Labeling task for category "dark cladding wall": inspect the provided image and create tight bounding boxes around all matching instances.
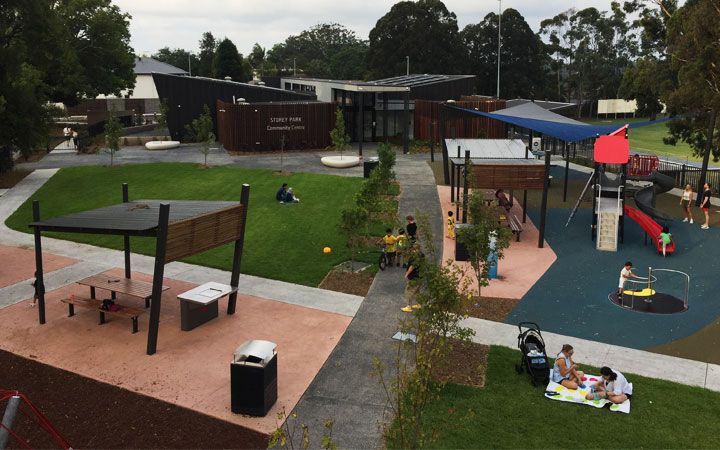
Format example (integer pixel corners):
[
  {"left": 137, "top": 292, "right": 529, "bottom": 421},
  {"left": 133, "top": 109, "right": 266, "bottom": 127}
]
[
  {"left": 409, "top": 77, "right": 476, "bottom": 101},
  {"left": 414, "top": 99, "right": 507, "bottom": 141},
  {"left": 217, "top": 100, "right": 335, "bottom": 151},
  {"left": 153, "top": 73, "right": 314, "bottom": 140}
]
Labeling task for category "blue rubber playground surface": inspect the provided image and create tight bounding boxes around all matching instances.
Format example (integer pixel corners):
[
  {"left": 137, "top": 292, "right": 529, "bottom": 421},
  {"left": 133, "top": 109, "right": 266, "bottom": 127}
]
[{"left": 508, "top": 198, "right": 720, "bottom": 350}]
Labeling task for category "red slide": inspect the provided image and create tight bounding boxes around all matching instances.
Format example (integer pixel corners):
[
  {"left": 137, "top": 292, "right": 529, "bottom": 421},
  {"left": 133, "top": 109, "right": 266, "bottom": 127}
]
[{"left": 624, "top": 205, "right": 675, "bottom": 255}]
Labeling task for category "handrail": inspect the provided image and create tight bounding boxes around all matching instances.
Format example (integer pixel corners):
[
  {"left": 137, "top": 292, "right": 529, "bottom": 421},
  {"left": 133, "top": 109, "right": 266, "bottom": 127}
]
[
  {"left": 565, "top": 169, "right": 595, "bottom": 227},
  {"left": 614, "top": 185, "right": 623, "bottom": 249},
  {"left": 651, "top": 268, "right": 690, "bottom": 309}
]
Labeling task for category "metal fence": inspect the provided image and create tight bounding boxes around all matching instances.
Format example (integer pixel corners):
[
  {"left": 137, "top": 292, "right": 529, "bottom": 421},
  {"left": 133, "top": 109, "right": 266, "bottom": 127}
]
[{"left": 657, "top": 159, "right": 720, "bottom": 190}]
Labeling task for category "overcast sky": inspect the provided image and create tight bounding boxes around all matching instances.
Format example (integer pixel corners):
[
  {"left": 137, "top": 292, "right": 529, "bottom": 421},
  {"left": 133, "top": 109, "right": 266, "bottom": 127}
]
[{"left": 115, "top": 0, "right": 624, "bottom": 57}]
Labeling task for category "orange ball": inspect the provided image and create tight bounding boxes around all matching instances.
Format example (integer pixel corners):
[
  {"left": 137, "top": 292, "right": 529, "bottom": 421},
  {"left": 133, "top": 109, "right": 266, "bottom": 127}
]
[{"left": 323, "top": 246, "right": 332, "bottom": 254}]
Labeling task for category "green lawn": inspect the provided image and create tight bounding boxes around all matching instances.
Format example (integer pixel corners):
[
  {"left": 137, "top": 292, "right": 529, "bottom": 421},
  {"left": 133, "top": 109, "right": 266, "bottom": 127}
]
[
  {"left": 585, "top": 118, "right": 699, "bottom": 162},
  {"left": 417, "top": 346, "right": 720, "bottom": 449},
  {"left": 5, "top": 163, "right": 369, "bottom": 287}
]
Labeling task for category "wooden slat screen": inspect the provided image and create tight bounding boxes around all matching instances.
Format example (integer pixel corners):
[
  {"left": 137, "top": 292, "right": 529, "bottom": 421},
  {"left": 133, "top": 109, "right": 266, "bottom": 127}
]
[
  {"left": 164, "top": 204, "right": 246, "bottom": 262},
  {"left": 470, "top": 165, "right": 546, "bottom": 190},
  {"left": 414, "top": 99, "right": 507, "bottom": 142}
]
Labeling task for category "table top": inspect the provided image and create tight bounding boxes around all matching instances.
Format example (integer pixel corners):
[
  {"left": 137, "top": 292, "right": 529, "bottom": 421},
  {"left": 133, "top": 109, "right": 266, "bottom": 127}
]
[
  {"left": 77, "top": 273, "right": 169, "bottom": 299},
  {"left": 178, "top": 282, "right": 236, "bottom": 305}
]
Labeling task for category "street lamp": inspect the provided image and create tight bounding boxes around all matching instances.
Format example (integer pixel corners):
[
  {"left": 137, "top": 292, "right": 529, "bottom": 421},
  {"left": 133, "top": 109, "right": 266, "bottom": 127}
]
[{"left": 497, "top": 0, "right": 502, "bottom": 98}]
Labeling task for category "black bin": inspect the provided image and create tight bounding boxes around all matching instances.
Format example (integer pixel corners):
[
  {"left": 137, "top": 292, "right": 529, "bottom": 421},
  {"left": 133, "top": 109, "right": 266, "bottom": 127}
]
[
  {"left": 363, "top": 157, "right": 379, "bottom": 178},
  {"left": 231, "top": 340, "right": 278, "bottom": 416},
  {"left": 455, "top": 223, "right": 470, "bottom": 261}
]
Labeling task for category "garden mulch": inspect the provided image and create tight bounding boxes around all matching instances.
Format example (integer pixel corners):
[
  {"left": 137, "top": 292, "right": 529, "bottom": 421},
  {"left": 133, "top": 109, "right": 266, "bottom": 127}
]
[
  {"left": 319, "top": 269, "right": 375, "bottom": 297},
  {"left": 465, "top": 297, "right": 520, "bottom": 323},
  {"left": 434, "top": 341, "right": 489, "bottom": 388},
  {"left": 0, "top": 349, "right": 268, "bottom": 449}
]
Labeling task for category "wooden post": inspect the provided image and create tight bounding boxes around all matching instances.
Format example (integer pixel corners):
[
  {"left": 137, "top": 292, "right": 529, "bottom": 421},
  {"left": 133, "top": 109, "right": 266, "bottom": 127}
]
[
  {"left": 32, "top": 201, "right": 46, "bottom": 325},
  {"left": 538, "top": 150, "right": 551, "bottom": 248},
  {"left": 146, "top": 203, "right": 170, "bottom": 355},
  {"left": 122, "top": 183, "right": 131, "bottom": 279},
  {"left": 228, "top": 184, "right": 250, "bottom": 315}
]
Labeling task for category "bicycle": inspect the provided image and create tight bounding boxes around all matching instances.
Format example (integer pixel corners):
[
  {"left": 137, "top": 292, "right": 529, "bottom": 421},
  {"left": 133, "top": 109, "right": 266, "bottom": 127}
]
[{"left": 378, "top": 247, "right": 389, "bottom": 271}]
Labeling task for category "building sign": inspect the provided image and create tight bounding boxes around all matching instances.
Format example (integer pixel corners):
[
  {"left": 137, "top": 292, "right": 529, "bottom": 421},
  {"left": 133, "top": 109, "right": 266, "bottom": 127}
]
[{"left": 267, "top": 116, "right": 305, "bottom": 131}]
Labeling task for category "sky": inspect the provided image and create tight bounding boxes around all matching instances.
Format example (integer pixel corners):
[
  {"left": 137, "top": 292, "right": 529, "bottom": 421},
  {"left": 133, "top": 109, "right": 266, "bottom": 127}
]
[{"left": 115, "top": 0, "right": 623, "bottom": 57}]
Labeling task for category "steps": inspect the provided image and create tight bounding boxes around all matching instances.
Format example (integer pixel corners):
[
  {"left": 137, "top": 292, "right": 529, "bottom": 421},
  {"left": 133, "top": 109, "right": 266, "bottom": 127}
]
[{"left": 597, "top": 211, "right": 619, "bottom": 251}]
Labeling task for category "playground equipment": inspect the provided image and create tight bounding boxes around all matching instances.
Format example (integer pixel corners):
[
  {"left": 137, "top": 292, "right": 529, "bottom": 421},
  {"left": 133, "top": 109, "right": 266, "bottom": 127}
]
[
  {"left": 608, "top": 267, "right": 689, "bottom": 314},
  {"left": 565, "top": 127, "right": 676, "bottom": 253},
  {"left": 0, "top": 390, "right": 72, "bottom": 449}
]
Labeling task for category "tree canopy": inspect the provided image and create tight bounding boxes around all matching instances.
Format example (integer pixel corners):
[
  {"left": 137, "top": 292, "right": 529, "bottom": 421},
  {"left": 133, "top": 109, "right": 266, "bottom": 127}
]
[
  {"left": 153, "top": 47, "right": 199, "bottom": 75},
  {"left": 366, "top": 0, "right": 464, "bottom": 78},
  {"left": 212, "top": 38, "right": 252, "bottom": 82}
]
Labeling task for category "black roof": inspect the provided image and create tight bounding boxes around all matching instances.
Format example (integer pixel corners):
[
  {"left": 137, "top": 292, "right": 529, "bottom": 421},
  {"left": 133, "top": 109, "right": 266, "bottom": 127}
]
[{"left": 30, "top": 200, "right": 239, "bottom": 236}]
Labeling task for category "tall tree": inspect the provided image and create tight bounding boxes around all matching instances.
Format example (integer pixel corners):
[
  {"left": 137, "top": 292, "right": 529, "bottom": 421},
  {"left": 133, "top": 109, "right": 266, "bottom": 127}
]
[
  {"left": 153, "top": 47, "right": 199, "bottom": 74},
  {"left": 367, "top": 0, "right": 464, "bottom": 79},
  {"left": 462, "top": 8, "right": 550, "bottom": 99},
  {"left": 212, "top": 38, "right": 251, "bottom": 82},
  {"left": 266, "top": 23, "right": 368, "bottom": 79},
  {"left": 197, "top": 32, "right": 217, "bottom": 77},
  {"left": 248, "top": 43, "right": 266, "bottom": 74}
]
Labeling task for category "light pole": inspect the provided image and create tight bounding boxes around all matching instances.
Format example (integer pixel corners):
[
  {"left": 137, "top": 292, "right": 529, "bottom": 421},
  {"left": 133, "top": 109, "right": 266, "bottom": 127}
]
[
  {"left": 406, "top": 55, "right": 410, "bottom": 75},
  {"left": 496, "top": 0, "right": 502, "bottom": 98}
]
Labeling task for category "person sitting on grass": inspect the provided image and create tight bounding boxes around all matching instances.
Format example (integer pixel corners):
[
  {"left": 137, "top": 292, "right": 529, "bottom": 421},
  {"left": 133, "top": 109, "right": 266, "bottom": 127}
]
[
  {"left": 284, "top": 187, "right": 300, "bottom": 203},
  {"left": 276, "top": 183, "right": 288, "bottom": 203},
  {"left": 495, "top": 189, "right": 512, "bottom": 212},
  {"left": 551, "top": 344, "right": 585, "bottom": 390},
  {"left": 382, "top": 229, "right": 397, "bottom": 266},
  {"left": 659, "top": 226, "right": 672, "bottom": 257},
  {"left": 585, "top": 366, "right": 633, "bottom": 404}
]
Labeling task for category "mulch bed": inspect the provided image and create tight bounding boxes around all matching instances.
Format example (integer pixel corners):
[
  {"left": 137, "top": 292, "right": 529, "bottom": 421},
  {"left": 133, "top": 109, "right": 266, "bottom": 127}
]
[
  {"left": 465, "top": 297, "right": 520, "bottom": 322},
  {"left": 433, "top": 341, "right": 489, "bottom": 388},
  {"left": 0, "top": 349, "right": 268, "bottom": 449},
  {"left": 0, "top": 169, "right": 32, "bottom": 189},
  {"left": 319, "top": 269, "right": 375, "bottom": 297}
]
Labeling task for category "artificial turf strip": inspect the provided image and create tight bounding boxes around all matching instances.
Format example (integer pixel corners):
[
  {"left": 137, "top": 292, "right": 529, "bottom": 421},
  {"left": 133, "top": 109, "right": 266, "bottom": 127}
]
[
  {"left": 416, "top": 346, "right": 720, "bottom": 449},
  {"left": 5, "top": 163, "right": 368, "bottom": 287}
]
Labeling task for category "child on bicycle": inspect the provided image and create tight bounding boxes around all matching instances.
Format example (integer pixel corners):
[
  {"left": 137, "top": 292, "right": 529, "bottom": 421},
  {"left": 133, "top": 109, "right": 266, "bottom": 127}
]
[
  {"left": 382, "top": 228, "right": 398, "bottom": 267},
  {"left": 395, "top": 229, "right": 407, "bottom": 267}
]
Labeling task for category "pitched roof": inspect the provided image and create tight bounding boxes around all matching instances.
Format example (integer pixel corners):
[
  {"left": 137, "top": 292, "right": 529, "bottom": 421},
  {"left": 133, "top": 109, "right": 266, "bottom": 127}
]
[{"left": 134, "top": 57, "right": 188, "bottom": 75}]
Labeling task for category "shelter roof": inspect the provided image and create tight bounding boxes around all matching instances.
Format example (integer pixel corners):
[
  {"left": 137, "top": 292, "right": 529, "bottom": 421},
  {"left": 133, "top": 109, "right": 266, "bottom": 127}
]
[
  {"left": 134, "top": 57, "right": 187, "bottom": 75},
  {"left": 444, "top": 139, "right": 529, "bottom": 159},
  {"left": 30, "top": 200, "right": 239, "bottom": 236}
]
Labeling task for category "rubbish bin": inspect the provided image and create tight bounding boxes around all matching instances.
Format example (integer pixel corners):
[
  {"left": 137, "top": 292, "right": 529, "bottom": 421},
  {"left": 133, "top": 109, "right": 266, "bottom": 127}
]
[
  {"left": 363, "top": 157, "right": 379, "bottom": 178},
  {"left": 231, "top": 340, "right": 278, "bottom": 416},
  {"left": 454, "top": 223, "right": 470, "bottom": 261}
]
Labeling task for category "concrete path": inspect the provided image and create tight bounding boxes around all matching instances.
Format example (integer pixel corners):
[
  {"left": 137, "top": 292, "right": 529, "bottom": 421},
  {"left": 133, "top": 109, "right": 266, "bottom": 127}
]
[
  {"left": 463, "top": 316, "right": 720, "bottom": 392},
  {"left": 289, "top": 157, "right": 443, "bottom": 449}
]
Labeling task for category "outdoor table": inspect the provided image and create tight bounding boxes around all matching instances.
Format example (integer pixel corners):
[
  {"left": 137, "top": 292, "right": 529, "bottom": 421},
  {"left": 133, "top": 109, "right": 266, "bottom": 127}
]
[
  {"left": 177, "top": 282, "right": 236, "bottom": 331},
  {"left": 77, "top": 273, "right": 169, "bottom": 308}
]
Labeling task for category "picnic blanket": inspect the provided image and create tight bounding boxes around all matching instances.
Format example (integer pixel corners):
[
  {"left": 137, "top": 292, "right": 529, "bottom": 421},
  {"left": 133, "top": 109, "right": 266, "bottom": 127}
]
[{"left": 544, "top": 374, "right": 631, "bottom": 414}]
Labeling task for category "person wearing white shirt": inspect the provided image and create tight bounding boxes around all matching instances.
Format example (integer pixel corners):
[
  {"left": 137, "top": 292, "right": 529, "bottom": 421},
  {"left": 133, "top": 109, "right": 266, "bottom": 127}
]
[
  {"left": 585, "top": 366, "right": 633, "bottom": 403},
  {"left": 617, "top": 261, "right": 640, "bottom": 298}
]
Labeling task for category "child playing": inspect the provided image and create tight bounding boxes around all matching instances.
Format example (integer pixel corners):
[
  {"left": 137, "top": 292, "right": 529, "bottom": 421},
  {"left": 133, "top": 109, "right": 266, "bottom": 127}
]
[
  {"left": 396, "top": 229, "right": 407, "bottom": 267},
  {"left": 382, "top": 228, "right": 397, "bottom": 267},
  {"left": 617, "top": 261, "right": 640, "bottom": 298},
  {"left": 659, "top": 226, "right": 672, "bottom": 257},
  {"left": 447, "top": 211, "right": 456, "bottom": 239}
]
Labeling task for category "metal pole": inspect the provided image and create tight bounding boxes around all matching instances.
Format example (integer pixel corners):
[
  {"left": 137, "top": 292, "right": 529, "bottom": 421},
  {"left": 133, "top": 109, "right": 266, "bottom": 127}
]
[
  {"left": 228, "top": 184, "right": 250, "bottom": 315},
  {"left": 563, "top": 143, "right": 570, "bottom": 202},
  {"left": 538, "top": 150, "right": 551, "bottom": 248},
  {"left": 146, "top": 203, "right": 170, "bottom": 355},
  {"left": 463, "top": 150, "right": 470, "bottom": 223},
  {"left": 0, "top": 395, "right": 21, "bottom": 449},
  {"left": 188, "top": 53, "right": 192, "bottom": 76},
  {"left": 122, "top": 183, "right": 131, "bottom": 279},
  {"left": 358, "top": 91, "right": 364, "bottom": 157},
  {"left": 450, "top": 161, "right": 456, "bottom": 203},
  {"left": 382, "top": 93, "right": 388, "bottom": 143},
  {"left": 403, "top": 90, "right": 410, "bottom": 154},
  {"left": 496, "top": 0, "right": 502, "bottom": 98},
  {"left": 429, "top": 122, "right": 435, "bottom": 162},
  {"left": 441, "top": 104, "right": 450, "bottom": 184},
  {"left": 523, "top": 143, "right": 528, "bottom": 223},
  {"left": 32, "top": 201, "right": 46, "bottom": 325},
  {"left": 406, "top": 56, "right": 410, "bottom": 76}
]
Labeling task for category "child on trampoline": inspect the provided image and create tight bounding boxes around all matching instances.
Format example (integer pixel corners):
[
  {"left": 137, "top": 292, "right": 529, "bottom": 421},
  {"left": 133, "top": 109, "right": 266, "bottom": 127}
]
[{"left": 618, "top": 261, "right": 641, "bottom": 297}]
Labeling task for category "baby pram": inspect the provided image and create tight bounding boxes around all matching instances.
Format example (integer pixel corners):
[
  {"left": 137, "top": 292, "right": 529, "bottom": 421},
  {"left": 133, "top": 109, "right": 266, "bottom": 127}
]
[{"left": 515, "top": 322, "right": 550, "bottom": 386}]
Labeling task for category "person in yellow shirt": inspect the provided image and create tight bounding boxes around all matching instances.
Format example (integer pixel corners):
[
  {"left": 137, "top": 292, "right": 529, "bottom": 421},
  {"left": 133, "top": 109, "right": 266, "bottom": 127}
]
[
  {"left": 447, "top": 211, "right": 456, "bottom": 239},
  {"left": 383, "top": 228, "right": 398, "bottom": 267},
  {"left": 395, "top": 229, "right": 407, "bottom": 267}
]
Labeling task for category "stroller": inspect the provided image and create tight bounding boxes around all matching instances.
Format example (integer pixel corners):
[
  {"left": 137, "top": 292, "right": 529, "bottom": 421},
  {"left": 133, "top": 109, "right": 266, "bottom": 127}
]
[{"left": 515, "top": 322, "right": 550, "bottom": 386}]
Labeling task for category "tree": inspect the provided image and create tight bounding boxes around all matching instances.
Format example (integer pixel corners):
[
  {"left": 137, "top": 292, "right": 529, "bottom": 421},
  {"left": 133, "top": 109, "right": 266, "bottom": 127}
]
[
  {"left": 248, "top": 43, "right": 266, "bottom": 75},
  {"left": 153, "top": 47, "right": 199, "bottom": 75},
  {"left": 338, "top": 206, "right": 370, "bottom": 271},
  {"left": 457, "top": 190, "right": 511, "bottom": 296},
  {"left": 462, "top": 8, "right": 550, "bottom": 98},
  {"left": 185, "top": 105, "right": 215, "bottom": 167},
  {"left": 618, "top": 57, "right": 671, "bottom": 119},
  {"left": 367, "top": 0, "right": 464, "bottom": 79},
  {"left": 104, "top": 110, "right": 122, "bottom": 167},
  {"left": 156, "top": 98, "right": 169, "bottom": 138},
  {"left": 329, "top": 108, "right": 350, "bottom": 158},
  {"left": 197, "top": 32, "right": 217, "bottom": 77},
  {"left": 266, "top": 23, "right": 368, "bottom": 79},
  {"left": 212, "top": 38, "right": 251, "bottom": 82}
]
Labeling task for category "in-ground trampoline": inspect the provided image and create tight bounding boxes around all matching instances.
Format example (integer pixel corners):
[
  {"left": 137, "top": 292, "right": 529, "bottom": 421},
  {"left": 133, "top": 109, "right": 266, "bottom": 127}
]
[{"left": 608, "top": 267, "right": 690, "bottom": 314}]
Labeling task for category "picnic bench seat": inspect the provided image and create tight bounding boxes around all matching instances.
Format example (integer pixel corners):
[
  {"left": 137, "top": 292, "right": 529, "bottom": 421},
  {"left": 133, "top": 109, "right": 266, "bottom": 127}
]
[
  {"left": 77, "top": 273, "right": 169, "bottom": 308},
  {"left": 61, "top": 296, "right": 145, "bottom": 333},
  {"left": 508, "top": 214, "right": 523, "bottom": 242}
]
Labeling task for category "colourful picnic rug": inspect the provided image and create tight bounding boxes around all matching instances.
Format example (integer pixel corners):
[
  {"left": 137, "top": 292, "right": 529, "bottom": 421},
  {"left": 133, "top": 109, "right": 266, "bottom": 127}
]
[{"left": 544, "top": 374, "right": 631, "bottom": 414}]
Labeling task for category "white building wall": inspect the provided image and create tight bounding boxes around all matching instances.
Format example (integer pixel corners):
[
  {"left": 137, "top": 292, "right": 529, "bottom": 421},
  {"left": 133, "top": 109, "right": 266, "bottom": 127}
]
[{"left": 97, "top": 75, "right": 158, "bottom": 99}]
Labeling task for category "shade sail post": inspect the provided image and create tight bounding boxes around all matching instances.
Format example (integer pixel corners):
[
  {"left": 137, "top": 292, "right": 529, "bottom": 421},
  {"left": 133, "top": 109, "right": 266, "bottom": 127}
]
[
  {"left": 227, "top": 184, "right": 250, "bottom": 315},
  {"left": 122, "top": 183, "right": 131, "bottom": 279},
  {"left": 146, "top": 203, "right": 170, "bottom": 355},
  {"left": 32, "top": 201, "right": 46, "bottom": 325}
]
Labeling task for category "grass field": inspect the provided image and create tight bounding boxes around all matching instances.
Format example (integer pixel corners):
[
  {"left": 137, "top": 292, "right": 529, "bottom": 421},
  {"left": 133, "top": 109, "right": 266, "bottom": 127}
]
[
  {"left": 415, "top": 346, "right": 720, "bottom": 449},
  {"left": 5, "top": 163, "right": 370, "bottom": 287},
  {"left": 585, "top": 118, "right": 699, "bottom": 162}
]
